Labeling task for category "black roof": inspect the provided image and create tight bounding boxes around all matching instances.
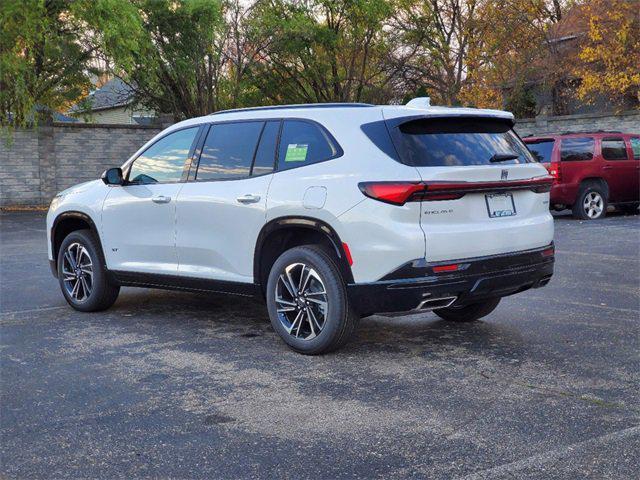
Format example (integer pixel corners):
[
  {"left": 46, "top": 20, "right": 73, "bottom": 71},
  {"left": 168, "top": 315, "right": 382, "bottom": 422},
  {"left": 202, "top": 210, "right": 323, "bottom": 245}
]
[{"left": 210, "top": 103, "right": 374, "bottom": 116}]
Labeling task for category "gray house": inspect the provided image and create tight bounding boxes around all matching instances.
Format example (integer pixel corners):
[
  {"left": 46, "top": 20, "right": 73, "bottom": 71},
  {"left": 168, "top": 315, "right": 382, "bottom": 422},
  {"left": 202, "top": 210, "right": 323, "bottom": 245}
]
[{"left": 69, "top": 78, "right": 156, "bottom": 125}]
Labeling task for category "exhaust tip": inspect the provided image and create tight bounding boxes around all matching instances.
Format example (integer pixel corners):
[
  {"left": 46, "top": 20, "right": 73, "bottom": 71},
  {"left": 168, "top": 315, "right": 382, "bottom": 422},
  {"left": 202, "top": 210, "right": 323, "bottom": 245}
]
[{"left": 415, "top": 296, "right": 457, "bottom": 311}]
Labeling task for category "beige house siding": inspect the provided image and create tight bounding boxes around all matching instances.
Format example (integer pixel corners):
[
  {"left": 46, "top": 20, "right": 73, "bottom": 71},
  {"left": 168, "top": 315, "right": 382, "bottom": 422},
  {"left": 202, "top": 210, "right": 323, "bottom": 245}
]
[{"left": 75, "top": 105, "right": 156, "bottom": 124}]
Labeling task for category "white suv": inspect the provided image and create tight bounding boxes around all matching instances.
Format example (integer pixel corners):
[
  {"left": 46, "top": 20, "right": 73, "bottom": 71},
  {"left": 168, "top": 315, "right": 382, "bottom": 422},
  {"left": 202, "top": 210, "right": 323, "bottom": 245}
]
[{"left": 47, "top": 100, "right": 555, "bottom": 354}]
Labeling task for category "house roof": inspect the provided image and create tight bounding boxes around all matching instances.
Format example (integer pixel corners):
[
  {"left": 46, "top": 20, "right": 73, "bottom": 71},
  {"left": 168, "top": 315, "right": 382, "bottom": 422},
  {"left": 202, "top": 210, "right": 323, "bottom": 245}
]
[{"left": 69, "top": 78, "right": 134, "bottom": 113}]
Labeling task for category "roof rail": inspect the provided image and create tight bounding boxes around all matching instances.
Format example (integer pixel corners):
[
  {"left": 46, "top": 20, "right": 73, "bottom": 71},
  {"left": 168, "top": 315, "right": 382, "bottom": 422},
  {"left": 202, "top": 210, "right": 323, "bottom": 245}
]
[
  {"left": 559, "top": 130, "right": 622, "bottom": 135},
  {"left": 210, "top": 103, "right": 375, "bottom": 115}
]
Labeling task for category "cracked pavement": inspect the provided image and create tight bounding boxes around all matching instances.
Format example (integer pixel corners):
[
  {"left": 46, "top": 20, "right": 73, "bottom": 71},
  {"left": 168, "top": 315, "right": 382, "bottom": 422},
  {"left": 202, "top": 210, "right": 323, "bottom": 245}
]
[{"left": 1, "top": 211, "right": 639, "bottom": 479}]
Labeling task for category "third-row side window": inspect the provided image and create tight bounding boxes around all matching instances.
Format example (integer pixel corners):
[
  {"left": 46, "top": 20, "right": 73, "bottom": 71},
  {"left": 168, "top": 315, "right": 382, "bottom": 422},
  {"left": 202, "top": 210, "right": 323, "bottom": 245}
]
[{"left": 277, "top": 120, "right": 338, "bottom": 171}]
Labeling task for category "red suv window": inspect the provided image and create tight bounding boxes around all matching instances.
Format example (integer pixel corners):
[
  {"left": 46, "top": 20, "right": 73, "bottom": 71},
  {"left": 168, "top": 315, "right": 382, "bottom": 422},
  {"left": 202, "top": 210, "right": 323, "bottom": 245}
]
[
  {"left": 560, "top": 137, "right": 594, "bottom": 162},
  {"left": 526, "top": 139, "right": 555, "bottom": 163},
  {"left": 630, "top": 138, "right": 640, "bottom": 159},
  {"left": 601, "top": 137, "right": 628, "bottom": 160}
]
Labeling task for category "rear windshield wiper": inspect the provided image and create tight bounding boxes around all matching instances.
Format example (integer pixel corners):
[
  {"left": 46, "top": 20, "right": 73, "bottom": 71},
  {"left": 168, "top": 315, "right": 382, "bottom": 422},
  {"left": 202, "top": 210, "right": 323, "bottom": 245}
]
[{"left": 489, "top": 153, "right": 519, "bottom": 163}]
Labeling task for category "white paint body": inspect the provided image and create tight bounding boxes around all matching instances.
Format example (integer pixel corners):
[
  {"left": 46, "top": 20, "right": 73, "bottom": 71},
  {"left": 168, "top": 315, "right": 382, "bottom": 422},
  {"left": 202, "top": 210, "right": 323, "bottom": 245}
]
[{"left": 47, "top": 104, "right": 554, "bottom": 285}]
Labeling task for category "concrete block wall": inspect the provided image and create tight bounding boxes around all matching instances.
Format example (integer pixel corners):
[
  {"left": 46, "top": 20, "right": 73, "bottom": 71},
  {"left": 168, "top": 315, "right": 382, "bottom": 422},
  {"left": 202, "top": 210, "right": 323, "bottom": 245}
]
[
  {"left": 1, "top": 123, "right": 161, "bottom": 207},
  {"left": 515, "top": 110, "right": 640, "bottom": 137},
  {"left": 2, "top": 111, "right": 639, "bottom": 207}
]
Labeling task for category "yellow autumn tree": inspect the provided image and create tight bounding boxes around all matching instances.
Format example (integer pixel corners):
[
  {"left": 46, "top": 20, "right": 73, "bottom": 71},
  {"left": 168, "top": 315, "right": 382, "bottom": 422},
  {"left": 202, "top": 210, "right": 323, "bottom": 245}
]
[{"left": 574, "top": 0, "right": 640, "bottom": 107}]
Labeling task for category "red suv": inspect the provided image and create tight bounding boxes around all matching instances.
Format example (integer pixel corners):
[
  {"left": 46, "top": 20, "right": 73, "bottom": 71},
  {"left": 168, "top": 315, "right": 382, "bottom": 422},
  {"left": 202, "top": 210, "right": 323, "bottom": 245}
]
[{"left": 524, "top": 132, "right": 640, "bottom": 219}]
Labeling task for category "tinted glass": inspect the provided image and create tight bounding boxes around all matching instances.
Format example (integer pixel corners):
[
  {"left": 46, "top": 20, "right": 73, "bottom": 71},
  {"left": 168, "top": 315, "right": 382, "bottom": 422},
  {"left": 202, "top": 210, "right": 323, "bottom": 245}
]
[
  {"left": 601, "top": 138, "right": 628, "bottom": 160},
  {"left": 630, "top": 138, "right": 640, "bottom": 159},
  {"left": 526, "top": 139, "right": 555, "bottom": 163},
  {"left": 560, "top": 138, "right": 594, "bottom": 162},
  {"left": 128, "top": 127, "right": 198, "bottom": 184},
  {"left": 390, "top": 118, "right": 532, "bottom": 166},
  {"left": 252, "top": 121, "right": 280, "bottom": 176},
  {"left": 197, "top": 122, "right": 263, "bottom": 180},
  {"left": 277, "top": 120, "right": 338, "bottom": 171}
]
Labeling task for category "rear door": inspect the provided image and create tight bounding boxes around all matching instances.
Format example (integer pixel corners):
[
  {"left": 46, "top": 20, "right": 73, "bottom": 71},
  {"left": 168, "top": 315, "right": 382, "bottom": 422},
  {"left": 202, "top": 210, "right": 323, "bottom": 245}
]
[
  {"left": 175, "top": 120, "right": 279, "bottom": 284},
  {"left": 600, "top": 136, "right": 637, "bottom": 202},
  {"left": 385, "top": 116, "right": 553, "bottom": 261}
]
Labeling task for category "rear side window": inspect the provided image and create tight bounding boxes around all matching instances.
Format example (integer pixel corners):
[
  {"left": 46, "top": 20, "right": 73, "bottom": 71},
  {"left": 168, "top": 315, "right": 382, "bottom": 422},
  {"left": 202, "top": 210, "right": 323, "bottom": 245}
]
[
  {"left": 630, "top": 138, "right": 640, "bottom": 159},
  {"left": 526, "top": 139, "right": 555, "bottom": 163},
  {"left": 277, "top": 120, "right": 339, "bottom": 171},
  {"left": 560, "top": 138, "right": 594, "bottom": 162},
  {"left": 387, "top": 117, "right": 533, "bottom": 167},
  {"left": 601, "top": 137, "right": 628, "bottom": 160},
  {"left": 196, "top": 122, "right": 263, "bottom": 180}
]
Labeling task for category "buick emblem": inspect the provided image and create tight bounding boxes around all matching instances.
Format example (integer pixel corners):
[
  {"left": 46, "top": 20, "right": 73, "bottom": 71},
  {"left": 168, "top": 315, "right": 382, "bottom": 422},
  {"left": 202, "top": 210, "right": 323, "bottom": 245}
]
[{"left": 501, "top": 169, "right": 509, "bottom": 180}]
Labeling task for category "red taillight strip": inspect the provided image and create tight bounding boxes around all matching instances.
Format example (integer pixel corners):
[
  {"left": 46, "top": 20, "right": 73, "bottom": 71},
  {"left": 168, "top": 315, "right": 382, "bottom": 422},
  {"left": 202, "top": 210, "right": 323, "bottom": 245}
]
[{"left": 358, "top": 176, "right": 553, "bottom": 205}]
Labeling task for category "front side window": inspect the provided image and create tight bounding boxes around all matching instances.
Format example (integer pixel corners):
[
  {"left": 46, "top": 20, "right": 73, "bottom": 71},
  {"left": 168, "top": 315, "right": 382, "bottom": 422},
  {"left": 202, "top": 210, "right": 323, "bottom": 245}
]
[
  {"left": 128, "top": 127, "right": 198, "bottom": 184},
  {"left": 630, "top": 138, "right": 640, "bottom": 160},
  {"left": 277, "top": 120, "right": 339, "bottom": 171},
  {"left": 526, "top": 139, "right": 555, "bottom": 163},
  {"left": 196, "top": 121, "right": 264, "bottom": 181},
  {"left": 560, "top": 137, "right": 594, "bottom": 162},
  {"left": 601, "top": 137, "right": 628, "bottom": 160}
]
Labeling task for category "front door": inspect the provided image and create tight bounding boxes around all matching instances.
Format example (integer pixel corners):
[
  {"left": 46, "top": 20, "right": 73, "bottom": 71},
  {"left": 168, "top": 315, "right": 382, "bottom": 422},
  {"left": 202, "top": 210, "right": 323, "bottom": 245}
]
[
  {"left": 101, "top": 127, "right": 200, "bottom": 274},
  {"left": 175, "top": 120, "right": 279, "bottom": 284}
]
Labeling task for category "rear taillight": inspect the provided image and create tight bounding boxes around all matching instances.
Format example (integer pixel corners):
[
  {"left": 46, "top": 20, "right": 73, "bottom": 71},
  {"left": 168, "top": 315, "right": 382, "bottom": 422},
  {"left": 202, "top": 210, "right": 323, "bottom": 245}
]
[
  {"left": 357, "top": 182, "right": 426, "bottom": 205},
  {"left": 547, "top": 162, "right": 561, "bottom": 183},
  {"left": 359, "top": 176, "right": 554, "bottom": 205}
]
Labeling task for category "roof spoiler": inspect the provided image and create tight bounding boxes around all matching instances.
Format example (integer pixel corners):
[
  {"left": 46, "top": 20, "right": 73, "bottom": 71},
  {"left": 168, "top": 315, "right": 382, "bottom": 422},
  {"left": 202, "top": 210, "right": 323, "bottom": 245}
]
[{"left": 406, "top": 97, "right": 431, "bottom": 109}]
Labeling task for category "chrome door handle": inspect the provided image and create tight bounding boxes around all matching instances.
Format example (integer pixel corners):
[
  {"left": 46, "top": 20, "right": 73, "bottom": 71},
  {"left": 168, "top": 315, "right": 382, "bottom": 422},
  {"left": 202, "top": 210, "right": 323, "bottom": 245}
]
[
  {"left": 602, "top": 166, "right": 613, "bottom": 170},
  {"left": 151, "top": 195, "right": 171, "bottom": 204},
  {"left": 236, "top": 194, "right": 261, "bottom": 204}
]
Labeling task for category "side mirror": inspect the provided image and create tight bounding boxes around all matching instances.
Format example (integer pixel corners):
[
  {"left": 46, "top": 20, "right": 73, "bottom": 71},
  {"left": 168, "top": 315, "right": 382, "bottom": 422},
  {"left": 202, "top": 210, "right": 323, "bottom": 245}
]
[{"left": 101, "top": 167, "right": 124, "bottom": 185}]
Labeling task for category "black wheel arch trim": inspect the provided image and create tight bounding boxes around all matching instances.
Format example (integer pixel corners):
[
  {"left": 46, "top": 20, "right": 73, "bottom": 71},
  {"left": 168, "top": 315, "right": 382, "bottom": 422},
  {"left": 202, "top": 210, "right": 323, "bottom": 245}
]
[
  {"left": 51, "top": 211, "right": 104, "bottom": 269},
  {"left": 254, "top": 216, "right": 354, "bottom": 286}
]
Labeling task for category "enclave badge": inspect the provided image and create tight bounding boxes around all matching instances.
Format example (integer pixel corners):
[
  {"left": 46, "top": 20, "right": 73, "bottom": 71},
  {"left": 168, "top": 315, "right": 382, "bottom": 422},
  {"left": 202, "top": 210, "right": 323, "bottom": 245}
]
[{"left": 501, "top": 169, "right": 509, "bottom": 180}]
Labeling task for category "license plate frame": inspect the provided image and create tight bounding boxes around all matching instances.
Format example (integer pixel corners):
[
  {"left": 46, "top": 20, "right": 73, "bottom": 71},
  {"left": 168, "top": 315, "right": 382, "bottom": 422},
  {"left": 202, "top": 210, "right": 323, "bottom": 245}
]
[{"left": 485, "top": 193, "right": 517, "bottom": 218}]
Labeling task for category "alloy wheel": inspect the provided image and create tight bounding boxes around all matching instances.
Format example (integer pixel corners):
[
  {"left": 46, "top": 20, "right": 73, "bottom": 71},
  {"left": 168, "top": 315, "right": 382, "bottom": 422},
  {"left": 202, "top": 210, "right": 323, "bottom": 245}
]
[
  {"left": 583, "top": 192, "right": 604, "bottom": 219},
  {"left": 275, "top": 262, "right": 328, "bottom": 340},
  {"left": 62, "top": 242, "right": 93, "bottom": 302}
]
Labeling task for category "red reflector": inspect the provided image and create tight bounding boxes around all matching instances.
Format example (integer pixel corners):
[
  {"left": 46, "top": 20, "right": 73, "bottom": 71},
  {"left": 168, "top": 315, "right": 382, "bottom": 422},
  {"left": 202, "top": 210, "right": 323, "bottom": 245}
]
[
  {"left": 342, "top": 242, "right": 353, "bottom": 266},
  {"left": 433, "top": 264, "right": 459, "bottom": 273},
  {"left": 541, "top": 247, "right": 555, "bottom": 257}
]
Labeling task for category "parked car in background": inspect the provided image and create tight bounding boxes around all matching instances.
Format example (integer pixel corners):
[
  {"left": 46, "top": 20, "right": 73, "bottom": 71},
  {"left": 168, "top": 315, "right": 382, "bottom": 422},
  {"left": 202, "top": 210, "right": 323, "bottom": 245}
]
[
  {"left": 524, "top": 132, "right": 640, "bottom": 219},
  {"left": 47, "top": 100, "right": 555, "bottom": 354}
]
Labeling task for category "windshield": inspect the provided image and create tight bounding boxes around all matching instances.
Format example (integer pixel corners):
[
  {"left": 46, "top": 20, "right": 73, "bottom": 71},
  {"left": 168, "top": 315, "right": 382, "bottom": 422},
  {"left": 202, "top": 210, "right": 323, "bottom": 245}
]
[{"left": 388, "top": 117, "right": 534, "bottom": 167}]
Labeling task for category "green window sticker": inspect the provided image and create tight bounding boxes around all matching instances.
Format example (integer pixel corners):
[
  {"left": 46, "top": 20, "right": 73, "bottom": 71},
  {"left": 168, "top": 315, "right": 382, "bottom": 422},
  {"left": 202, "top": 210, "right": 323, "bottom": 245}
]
[{"left": 285, "top": 143, "right": 308, "bottom": 162}]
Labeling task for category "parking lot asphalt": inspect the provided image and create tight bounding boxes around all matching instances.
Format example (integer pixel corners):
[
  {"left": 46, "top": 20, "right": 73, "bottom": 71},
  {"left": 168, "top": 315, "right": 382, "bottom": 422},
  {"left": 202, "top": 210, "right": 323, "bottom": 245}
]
[{"left": 1, "top": 211, "right": 639, "bottom": 479}]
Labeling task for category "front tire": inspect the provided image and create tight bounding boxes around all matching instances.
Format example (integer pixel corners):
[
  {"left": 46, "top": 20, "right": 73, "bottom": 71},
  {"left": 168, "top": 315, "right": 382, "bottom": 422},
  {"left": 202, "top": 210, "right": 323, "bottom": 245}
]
[
  {"left": 434, "top": 298, "right": 501, "bottom": 323},
  {"left": 572, "top": 183, "right": 607, "bottom": 220},
  {"left": 57, "top": 229, "right": 120, "bottom": 312},
  {"left": 266, "top": 245, "right": 358, "bottom": 354}
]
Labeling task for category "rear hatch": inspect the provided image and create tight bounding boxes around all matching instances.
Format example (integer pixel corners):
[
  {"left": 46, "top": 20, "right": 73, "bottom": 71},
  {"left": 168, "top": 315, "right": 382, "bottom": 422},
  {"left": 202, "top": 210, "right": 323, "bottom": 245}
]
[{"left": 386, "top": 116, "right": 553, "bottom": 261}]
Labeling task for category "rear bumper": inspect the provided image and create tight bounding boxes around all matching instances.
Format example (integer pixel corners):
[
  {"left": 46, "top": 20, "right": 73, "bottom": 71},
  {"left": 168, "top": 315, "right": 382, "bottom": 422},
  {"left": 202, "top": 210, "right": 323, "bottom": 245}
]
[
  {"left": 550, "top": 183, "right": 577, "bottom": 206},
  {"left": 347, "top": 244, "right": 554, "bottom": 316}
]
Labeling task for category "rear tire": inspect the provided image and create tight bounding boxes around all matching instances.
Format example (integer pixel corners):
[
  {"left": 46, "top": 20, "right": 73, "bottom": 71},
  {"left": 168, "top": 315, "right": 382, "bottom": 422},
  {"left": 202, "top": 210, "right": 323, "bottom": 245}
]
[
  {"left": 572, "top": 182, "right": 607, "bottom": 220},
  {"left": 57, "top": 229, "right": 120, "bottom": 312},
  {"left": 434, "top": 297, "right": 501, "bottom": 323},
  {"left": 266, "top": 245, "right": 358, "bottom": 354}
]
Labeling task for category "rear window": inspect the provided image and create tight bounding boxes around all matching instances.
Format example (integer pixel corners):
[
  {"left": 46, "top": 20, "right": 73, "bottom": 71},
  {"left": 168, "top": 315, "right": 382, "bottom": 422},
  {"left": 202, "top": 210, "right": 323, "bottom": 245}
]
[
  {"left": 560, "top": 137, "right": 594, "bottom": 162},
  {"left": 526, "top": 139, "right": 555, "bottom": 163},
  {"left": 388, "top": 118, "right": 533, "bottom": 167},
  {"left": 276, "top": 120, "right": 339, "bottom": 171}
]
